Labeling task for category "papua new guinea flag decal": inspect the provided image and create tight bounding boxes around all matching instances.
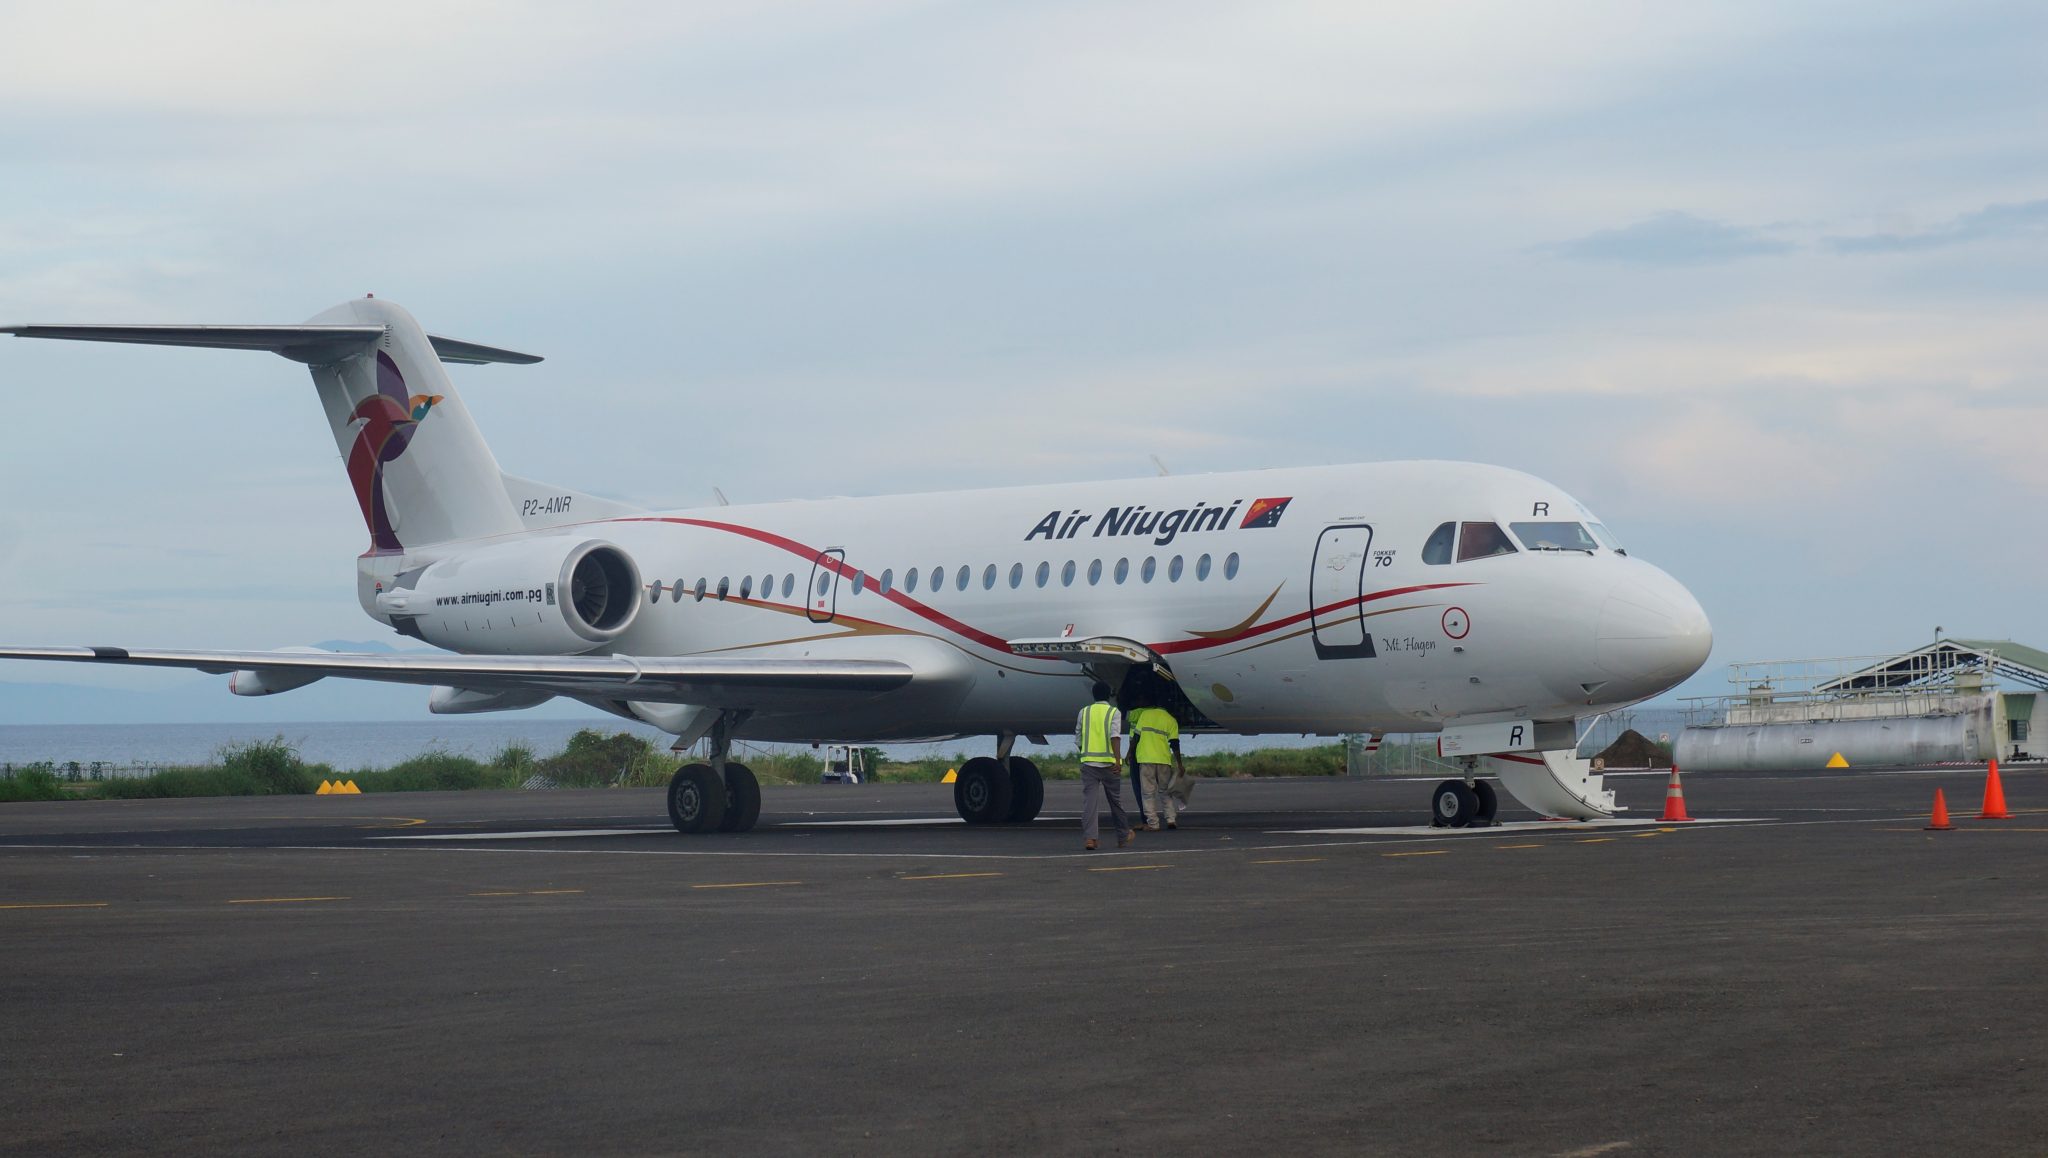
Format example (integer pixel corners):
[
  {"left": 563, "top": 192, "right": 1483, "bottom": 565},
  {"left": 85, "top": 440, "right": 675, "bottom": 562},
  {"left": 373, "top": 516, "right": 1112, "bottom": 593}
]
[{"left": 1239, "top": 497, "right": 1292, "bottom": 528}]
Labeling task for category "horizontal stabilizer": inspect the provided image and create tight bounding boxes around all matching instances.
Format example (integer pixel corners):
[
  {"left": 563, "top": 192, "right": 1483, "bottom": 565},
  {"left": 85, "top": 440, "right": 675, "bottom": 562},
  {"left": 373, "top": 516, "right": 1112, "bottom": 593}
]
[{"left": 2, "top": 323, "right": 541, "bottom": 366}]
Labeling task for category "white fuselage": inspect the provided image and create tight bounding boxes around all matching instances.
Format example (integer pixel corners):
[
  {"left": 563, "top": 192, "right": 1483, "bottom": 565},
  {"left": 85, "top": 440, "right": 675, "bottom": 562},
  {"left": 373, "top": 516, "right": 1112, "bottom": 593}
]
[{"left": 364, "top": 460, "right": 1712, "bottom": 743}]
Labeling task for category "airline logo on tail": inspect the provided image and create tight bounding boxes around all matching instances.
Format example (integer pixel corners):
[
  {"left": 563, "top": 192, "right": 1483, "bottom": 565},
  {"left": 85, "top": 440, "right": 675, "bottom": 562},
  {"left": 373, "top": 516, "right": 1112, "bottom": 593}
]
[{"left": 346, "top": 352, "right": 442, "bottom": 552}]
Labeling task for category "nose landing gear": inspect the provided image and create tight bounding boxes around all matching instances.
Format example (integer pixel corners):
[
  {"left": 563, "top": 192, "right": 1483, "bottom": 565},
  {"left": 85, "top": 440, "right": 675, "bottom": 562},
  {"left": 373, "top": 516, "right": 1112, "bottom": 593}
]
[{"left": 1431, "top": 758, "right": 1500, "bottom": 828}]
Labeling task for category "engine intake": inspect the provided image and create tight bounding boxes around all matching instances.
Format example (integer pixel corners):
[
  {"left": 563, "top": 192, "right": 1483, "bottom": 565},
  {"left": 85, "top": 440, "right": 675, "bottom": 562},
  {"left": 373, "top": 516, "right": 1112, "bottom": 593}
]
[{"left": 374, "top": 537, "right": 643, "bottom": 655}]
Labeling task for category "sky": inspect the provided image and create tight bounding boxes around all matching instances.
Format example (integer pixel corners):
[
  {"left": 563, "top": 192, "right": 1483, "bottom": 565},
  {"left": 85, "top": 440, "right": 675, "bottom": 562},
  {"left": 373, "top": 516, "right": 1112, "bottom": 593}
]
[{"left": 2, "top": 0, "right": 2046, "bottom": 716}]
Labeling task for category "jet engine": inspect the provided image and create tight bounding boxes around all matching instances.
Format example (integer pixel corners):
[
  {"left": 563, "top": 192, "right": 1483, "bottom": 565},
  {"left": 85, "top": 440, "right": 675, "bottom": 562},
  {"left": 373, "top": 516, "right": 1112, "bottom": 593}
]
[{"left": 374, "top": 538, "right": 643, "bottom": 655}]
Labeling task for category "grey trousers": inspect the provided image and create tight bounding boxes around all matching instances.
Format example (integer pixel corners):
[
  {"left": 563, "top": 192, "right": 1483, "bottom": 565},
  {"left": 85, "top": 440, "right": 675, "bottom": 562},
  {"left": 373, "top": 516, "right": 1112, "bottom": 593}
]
[
  {"left": 1079, "top": 762, "right": 1132, "bottom": 840},
  {"left": 1139, "top": 763, "right": 1177, "bottom": 826}
]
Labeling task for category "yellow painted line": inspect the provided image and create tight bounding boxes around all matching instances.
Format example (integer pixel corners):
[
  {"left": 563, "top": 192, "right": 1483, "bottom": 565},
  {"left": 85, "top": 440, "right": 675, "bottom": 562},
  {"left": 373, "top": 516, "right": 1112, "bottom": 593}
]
[
  {"left": 0, "top": 901, "right": 110, "bottom": 910},
  {"left": 227, "top": 896, "right": 349, "bottom": 905},
  {"left": 691, "top": 880, "right": 803, "bottom": 890},
  {"left": 358, "top": 817, "right": 429, "bottom": 829},
  {"left": 526, "top": 889, "right": 584, "bottom": 895},
  {"left": 1088, "top": 864, "right": 1171, "bottom": 872},
  {"left": 1576, "top": 838, "right": 1615, "bottom": 844},
  {"left": 1495, "top": 843, "right": 1543, "bottom": 849},
  {"left": 1251, "top": 857, "right": 1325, "bottom": 864},
  {"left": 1631, "top": 831, "right": 1666, "bottom": 838},
  {"left": 901, "top": 872, "right": 1004, "bottom": 881},
  {"left": 469, "top": 891, "right": 523, "bottom": 897},
  {"left": 1382, "top": 850, "right": 1448, "bottom": 858}
]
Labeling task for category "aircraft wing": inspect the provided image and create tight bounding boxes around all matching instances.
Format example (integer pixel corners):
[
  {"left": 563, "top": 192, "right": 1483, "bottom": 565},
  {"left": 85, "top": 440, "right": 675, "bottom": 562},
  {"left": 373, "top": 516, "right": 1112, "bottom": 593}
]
[{"left": 0, "top": 646, "right": 912, "bottom": 710}]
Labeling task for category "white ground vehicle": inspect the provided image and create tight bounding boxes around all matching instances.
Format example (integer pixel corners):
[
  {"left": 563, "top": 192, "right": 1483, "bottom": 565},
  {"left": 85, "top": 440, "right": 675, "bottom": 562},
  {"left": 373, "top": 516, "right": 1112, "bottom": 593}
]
[{"left": 820, "top": 745, "right": 865, "bottom": 785}]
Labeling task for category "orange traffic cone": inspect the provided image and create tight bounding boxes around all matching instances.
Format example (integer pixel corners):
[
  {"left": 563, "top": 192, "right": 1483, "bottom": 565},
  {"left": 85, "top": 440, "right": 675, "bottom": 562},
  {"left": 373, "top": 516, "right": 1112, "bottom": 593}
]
[
  {"left": 1659, "top": 765, "right": 1693, "bottom": 823},
  {"left": 1980, "top": 759, "right": 2011, "bottom": 820},
  {"left": 1926, "top": 788, "right": 1954, "bottom": 831}
]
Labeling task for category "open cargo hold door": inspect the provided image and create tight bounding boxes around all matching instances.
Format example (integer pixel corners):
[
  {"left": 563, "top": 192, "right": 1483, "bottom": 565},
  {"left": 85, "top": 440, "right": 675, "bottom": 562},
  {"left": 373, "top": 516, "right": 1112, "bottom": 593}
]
[{"left": 1007, "top": 635, "right": 1219, "bottom": 729}]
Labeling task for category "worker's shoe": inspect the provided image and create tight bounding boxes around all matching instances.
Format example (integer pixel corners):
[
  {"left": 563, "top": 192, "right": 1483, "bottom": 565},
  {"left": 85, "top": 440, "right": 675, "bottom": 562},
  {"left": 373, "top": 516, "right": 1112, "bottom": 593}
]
[
  {"left": 1166, "top": 821, "right": 1178, "bottom": 830},
  {"left": 1084, "top": 839, "right": 1098, "bottom": 851},
  {"left": 1117, "top": 830, "right": 1135, "bottom": 848},
  {"left": 1144, "top": 822, "right": 1161, "bottom": 832}
]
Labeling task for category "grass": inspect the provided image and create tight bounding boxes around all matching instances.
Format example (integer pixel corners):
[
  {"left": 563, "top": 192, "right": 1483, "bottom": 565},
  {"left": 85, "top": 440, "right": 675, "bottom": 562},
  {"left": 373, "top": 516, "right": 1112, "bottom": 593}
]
[{"left": 0, "top": 730, "right": 1427, "bottom": 803}]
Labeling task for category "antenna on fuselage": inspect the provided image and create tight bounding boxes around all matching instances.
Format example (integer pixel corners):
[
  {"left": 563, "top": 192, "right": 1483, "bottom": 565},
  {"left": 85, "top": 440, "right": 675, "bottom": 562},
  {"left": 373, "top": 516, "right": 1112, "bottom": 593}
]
[
  {"left": 712, "top": 488, "right": 730, "bottom": 507},
  {"left": 1149, "top": 455, "right": 1170, "bottom": 477}
]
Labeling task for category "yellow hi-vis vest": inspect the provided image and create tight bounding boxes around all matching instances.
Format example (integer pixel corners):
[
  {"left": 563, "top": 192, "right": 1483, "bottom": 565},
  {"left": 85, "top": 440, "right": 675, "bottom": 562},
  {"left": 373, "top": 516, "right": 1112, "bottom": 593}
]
[
  {"left": 1077, "top": 701, "right": 1118, "bottom": 764},
  {"left": 1130, "top": 707, "right": 1178, "bottom": 765}
]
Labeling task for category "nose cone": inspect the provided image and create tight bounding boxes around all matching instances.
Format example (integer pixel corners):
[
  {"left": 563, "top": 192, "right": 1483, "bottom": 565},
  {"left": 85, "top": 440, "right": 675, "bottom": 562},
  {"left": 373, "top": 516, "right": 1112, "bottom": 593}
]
[{"left": 1596, "top": 569, "right": 1713, "bottom": 694}]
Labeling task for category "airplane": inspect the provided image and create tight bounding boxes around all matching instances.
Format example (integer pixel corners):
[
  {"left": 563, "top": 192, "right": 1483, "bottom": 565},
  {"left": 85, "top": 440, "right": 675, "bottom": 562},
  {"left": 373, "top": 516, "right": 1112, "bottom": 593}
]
[{"left": 1, "top": 296, "right": 1712, "bottom": 833}]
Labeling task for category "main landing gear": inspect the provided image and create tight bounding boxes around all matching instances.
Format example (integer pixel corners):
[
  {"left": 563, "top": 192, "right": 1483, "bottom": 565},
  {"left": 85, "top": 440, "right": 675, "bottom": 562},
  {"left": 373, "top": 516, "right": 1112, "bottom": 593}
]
[
  {"left": 1431, "top": 758, "right": 1500, "bottom": 828},
  {"left": 951, "top": 733, "right": 1045, "bottom": 826},
  {"left": 666, "top": 712, "right": 762, "bottom": 834}
]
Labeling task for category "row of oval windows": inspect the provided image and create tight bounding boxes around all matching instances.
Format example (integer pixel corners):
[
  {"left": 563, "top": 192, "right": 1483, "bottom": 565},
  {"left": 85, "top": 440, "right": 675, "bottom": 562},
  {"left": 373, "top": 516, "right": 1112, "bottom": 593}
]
[{"left": 650, "top": 552, "right": 1245, "bottom": 605}]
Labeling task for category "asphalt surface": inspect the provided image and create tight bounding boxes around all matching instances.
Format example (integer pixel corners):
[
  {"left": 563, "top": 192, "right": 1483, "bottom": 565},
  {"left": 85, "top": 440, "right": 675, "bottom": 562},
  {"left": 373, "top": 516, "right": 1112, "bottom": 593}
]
[{"left": 4, "top": 768, "right": 2046, "bottom": 1156}]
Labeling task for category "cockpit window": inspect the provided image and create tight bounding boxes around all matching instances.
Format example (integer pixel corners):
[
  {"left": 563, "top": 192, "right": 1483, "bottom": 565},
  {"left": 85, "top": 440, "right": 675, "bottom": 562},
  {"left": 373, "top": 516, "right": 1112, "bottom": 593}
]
[
  {"left": 1510, "top": 521, "right": 1599, "bottom": 552},
  {"left": 1588, "top": 523, "right": 1626, "bottom": 555},
  {"left": 1422, "top": 522, "right": 1455, "bottom": 565},
  {"left": 1456, "top": 522, "right": 1518, "bottom": 562}
]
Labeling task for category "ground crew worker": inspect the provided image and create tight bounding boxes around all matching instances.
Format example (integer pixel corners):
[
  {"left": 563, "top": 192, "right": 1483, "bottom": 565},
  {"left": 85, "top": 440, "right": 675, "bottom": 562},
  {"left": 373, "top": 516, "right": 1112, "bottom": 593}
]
[
  {"left": 1075, "top": 682, "right": 1134, "bottom": 851},
  {"left": 1129, "top": 699, "right": 1185, "bottom": 830}
]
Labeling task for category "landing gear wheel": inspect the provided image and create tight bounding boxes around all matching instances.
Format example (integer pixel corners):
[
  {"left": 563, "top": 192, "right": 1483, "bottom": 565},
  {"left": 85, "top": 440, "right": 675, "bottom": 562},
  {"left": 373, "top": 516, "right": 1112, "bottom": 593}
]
[
  {"left": 1472, "top": 779, "right": 1499, "bottom": 826},
  {"left": 1004, "top": 757, "right": 1044, "bottom": 824},
  {"left": 668, "top": 763, "right": 728, "bottom": 834},
  {"left": 953, "top": 756, "right": 1014, "bottom": 825},
  {"left": 1431, "top": 779, "right": 1479, "bottom": 828},
  {"left": 718, "top": 763, "right": 761, "bottom": 833}
]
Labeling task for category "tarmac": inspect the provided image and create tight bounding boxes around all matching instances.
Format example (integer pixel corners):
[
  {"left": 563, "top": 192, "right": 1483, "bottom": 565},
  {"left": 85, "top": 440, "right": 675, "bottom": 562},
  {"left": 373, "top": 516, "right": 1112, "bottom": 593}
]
[{"left": 3, "top": 767, "right": 2046, "bottom": 1156}]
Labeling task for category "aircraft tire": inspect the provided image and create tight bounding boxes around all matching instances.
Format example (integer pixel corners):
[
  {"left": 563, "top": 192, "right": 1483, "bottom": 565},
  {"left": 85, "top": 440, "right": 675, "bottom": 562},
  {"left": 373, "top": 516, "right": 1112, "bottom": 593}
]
[
  {"left": 719, "top": 763, "right": 761, "bottom": 833},
  {"left": 1431, "top": 780, "right": 1479, "bottom": 828},
  {"left": 1004, "top": 757, "right": 1044, "bottom": 824},
  {"left": 953, "top": 756, "right": 1013, "bottom": 824},
  {"left": 1472, "top": 779, "right": 1499, "bottom": 826},
  {"left": 668, "top": 763, "right": 728, "bottom": 834}
]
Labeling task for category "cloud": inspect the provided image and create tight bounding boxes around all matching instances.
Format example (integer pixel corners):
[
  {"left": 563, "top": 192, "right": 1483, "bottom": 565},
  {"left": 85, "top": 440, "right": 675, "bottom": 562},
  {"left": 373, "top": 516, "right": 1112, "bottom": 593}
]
[
  {"left": 1544, "top": 211, "right": 1794, "bottom": 265},
  {"left": 1825, "top": 198, "right": 2048, "bottom": 253}
]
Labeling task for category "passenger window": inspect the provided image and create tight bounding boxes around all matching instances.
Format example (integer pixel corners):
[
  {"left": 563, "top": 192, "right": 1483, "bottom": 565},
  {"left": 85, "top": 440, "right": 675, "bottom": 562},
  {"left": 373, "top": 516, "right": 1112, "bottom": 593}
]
[
  {"left": 1087, "top": 559, "right": 1102, "bottom": 586},
  {"left": 1035, "top": 561, "right": 1050, "bottom": 588},
  {"left": 816, "top": 573, "right": 830, "bottom": 598},
  {"left": 1422, "top": 522, "right": 1455, "bottom": 565},
  {"left": 1141, "top": 557, "right": 1157, "bottom": 583},
  {"left": 695, "top": 578, "right": 708, "bottom": 602},
  {"left": 1510, "top": 521, "right": 1599, "bottom": 552},
  {"left": 962, "top": 565, "right": 976, "bottom": 591},
  {"left": 1196, "top": 553, "right": 1211, "bottom": 581},
  {"left": 1114, "top": 558, "right": 1129, "bottom": 584},
  {"left": 648, "top": 583, "right": 661, "bottom": 604},
  {"left": 1009, "top": 563, "right": 1024, "bottom": 589},
  {"left": 1224, "top": 552, "right": 1240, "bottom": 580},
  {"left": 851, "top": 571, "right": 865, "bottom": 595},
  {"left": 879, "top": 568, "right": 893, "bottom": 594},
  {"left": 782, "top": 574, "right": 794, "bottom": 599},
  {"left": 672, "top": 580, "right": 684, "bottom": 603},
  {"left": 1457, "top": 522, "right": 1518, "bottom": 562},
  {"left": 1168, "top": 555, "right": 1184, "bottom": 582},
  {"left": 716, "top": 577, "right": 730, "bottom": 600},
  {"left": 761, "top": 574, "right": 773, "bottom": 599},
  {"left": 982, "top": 564, "right": 996, "bottom": 590},
  {"left": 739, "top": 576, "right": 753, "bottom": 600},
  {"left": 905, "top": 568, "right": 919, "bottom": 594}
]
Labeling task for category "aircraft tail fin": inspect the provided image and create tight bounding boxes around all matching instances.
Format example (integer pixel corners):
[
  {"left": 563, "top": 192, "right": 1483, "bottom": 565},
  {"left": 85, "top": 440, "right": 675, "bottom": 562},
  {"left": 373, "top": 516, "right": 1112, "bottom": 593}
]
[{"left": 6, "top": 297, "right": 557, "bottom": 552}]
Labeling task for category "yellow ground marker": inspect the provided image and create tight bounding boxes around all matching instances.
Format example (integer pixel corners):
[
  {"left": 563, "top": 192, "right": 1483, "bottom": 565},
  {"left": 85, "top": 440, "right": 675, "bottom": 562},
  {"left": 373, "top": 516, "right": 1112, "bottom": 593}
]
[
  {"left": 526, "top": 889, "right": 584, "bottom": 895},
  {"left": 227, "top": 896, "right": 350, "bottom": 904},
  {"left": 901, "top": 872, "right": 1004, "bottom": 881},
  {"left": 1382, "top": 850, "right": 1448, "bottom": 858},
  {"left": 1088, "top": 864, "right": 1171, "bottom": 872},
  {"left": 1826, "top": 752, "right": 1850, "bottom": 768},
  {"left": 316, "top": 781, "right": 334, "bottom": 795},
  {"left": 1495, "top": 843, "right": 1543, "bottom": 849},
  {"left": 1576, "top": 838, "right": 1615, "bottom": 844},
  {"left": 0, "top": 901, "right": 110, "bottom": 910},
  {"left": 940, "top": 768, "right": 957, "bottom": 783},
  {"left": 343, "top": 780, "right": 362, "bottom": 794},
  {"left": 1251, "top": 857, "right": 1325, "bottom": 864},
  {"left": 691, "top": 880, "right": 803, "bottom": 890}
]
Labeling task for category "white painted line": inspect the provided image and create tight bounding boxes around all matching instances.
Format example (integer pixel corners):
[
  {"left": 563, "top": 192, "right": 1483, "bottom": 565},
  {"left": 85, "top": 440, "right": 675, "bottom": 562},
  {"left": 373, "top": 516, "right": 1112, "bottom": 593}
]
[
  {"left": 1270, "top": 817, "right": 1772, "bottom": 835},
  {"left": 373, "top": 827, "right": 667, "bottom": 842},
  {"left": 780, "top": 817, "right": 964, "bottom": 828}
]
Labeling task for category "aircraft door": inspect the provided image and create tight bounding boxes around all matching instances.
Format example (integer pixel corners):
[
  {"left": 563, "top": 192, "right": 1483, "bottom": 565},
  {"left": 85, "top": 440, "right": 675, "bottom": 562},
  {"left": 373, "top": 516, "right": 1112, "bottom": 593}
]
[
  {"left": 807, "top": 548, "right": 845, "bottom": 624},
  {"left": 1310, "top": 524, "right": 1377, "bottom": 660}
]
